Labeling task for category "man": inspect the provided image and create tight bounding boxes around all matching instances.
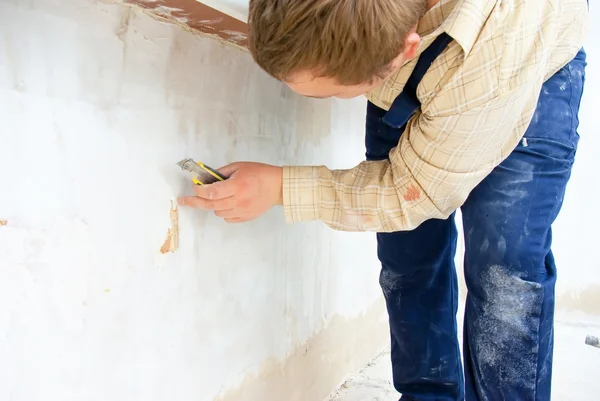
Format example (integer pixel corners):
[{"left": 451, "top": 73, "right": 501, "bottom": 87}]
[{"left": 178, "top": 0, "right": 589, "bottom": 399}]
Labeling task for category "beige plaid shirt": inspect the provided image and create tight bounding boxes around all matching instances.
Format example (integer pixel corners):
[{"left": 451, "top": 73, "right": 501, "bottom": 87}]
[{"left": 282, "top": 0, "right": 589, "bottom": 232}]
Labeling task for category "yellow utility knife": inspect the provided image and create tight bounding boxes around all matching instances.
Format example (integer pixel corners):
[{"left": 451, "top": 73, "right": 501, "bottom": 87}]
[{"left": 176, "top": 158, "right": 227, "bottom": 185}]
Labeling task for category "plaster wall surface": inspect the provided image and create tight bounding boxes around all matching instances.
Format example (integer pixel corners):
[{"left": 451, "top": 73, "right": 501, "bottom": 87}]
[{"left": 0, "top": 1, "right": 387, "bottom": 400}]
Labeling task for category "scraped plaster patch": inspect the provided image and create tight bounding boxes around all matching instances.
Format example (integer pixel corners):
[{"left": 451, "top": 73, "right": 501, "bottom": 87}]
[{"left": 160, "top": 199, "right": 179, "bottom": 254}]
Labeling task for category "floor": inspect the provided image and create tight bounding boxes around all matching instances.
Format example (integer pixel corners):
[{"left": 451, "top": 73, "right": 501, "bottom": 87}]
[{"left": 326, "top": 309, "right": 600, "bottom": 401}]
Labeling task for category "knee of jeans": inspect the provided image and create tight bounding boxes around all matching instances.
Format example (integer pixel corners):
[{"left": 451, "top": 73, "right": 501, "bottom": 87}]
[
  {"left": 469, "top": 265, "right": 545, "bottom": 382},
  {"left": 463, "top": 189, "right": 556, "bottom": 280},
  {"left": 378, "top": 262, "right": 441, "bottom": 296},
  {"left": 466, "top": 243, "right": 547, "bottom": 290},
  {"left": 477, "top": 265, "right": 544, "bottom": 308},
  {"left": 464, "top": 216, "right": 554, "bottom": 286},
  {"left": 379, "top": 267, "right": 404, "bottom": 296}
]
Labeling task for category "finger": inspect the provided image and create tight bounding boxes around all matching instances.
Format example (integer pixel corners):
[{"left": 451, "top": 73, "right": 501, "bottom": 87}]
[
  {"left": 225, "top": 214, "right": 255, "bottom": 223},
  {"left": 177, "top": 196, "right": 214, "bottom": 209},
  {"left": 211, "top": 197, "right": 237, "bottom": 212},
  {"left": 214, "top": 209, "right": 238, "bottom": 219},
  {"left": 217, "top": 162, "right": 243, "bottom": 177},
  {"left": 193, "top": 180, "right": 237, "bottom": 200}
]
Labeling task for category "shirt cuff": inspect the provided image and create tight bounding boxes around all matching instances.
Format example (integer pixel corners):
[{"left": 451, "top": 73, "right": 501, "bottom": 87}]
[{"left": 282, "top": 165, "right": 322, "bottom": 223}]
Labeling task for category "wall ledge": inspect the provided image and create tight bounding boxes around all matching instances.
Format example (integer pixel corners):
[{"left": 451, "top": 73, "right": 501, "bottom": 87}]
[{"left": 115, "top": 0, "right": 249, "bottom": 50}]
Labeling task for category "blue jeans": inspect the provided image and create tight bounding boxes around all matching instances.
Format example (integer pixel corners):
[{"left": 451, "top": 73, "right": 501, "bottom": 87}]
[{"left": 365, "top": 48, "right": 587, "bottom": 401}]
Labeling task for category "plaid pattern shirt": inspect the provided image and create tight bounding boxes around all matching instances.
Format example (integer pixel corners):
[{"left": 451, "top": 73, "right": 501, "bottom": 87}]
[{"left": 282, "top": 0, "right": 589, "bottom": 232}]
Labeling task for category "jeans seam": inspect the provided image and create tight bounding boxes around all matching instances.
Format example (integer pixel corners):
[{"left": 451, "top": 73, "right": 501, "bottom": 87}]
[
  {"left": 532, "top": 282, "right": 546, "bottom": 401},
  {"left": 566, "top": 62, "right": 576, "bottom": 160}
]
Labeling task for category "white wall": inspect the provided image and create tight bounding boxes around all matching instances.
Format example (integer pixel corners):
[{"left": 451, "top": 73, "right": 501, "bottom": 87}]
[
  {"left": 0, "top": 1, "right": 387, "bottom": 401},
  {"left": 550, "top": 3, "right": 600, "bottom": 317},
  {"left": 200, "top": 0, "right": 248, "bottom": 21}
]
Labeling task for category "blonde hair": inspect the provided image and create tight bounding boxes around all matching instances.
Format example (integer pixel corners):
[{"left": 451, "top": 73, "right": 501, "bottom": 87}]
[{"left": 248, "top": 0, "right": 429, "bottom": 85}]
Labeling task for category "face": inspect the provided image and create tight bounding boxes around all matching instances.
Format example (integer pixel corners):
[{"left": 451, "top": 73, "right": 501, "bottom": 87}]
[
  {"left": 284, "top": 71, "right": 389, "bottom": 99},
  {"left": 283, "top": 32, "right": 421, "bottom": 99}
]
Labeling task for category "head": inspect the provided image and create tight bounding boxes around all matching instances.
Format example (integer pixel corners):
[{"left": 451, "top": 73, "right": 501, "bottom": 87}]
[{"left": 248, "top": 0, "right": 430, "bottom": 99}]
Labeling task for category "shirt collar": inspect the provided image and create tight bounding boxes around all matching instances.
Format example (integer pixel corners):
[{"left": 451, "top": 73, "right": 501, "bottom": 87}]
[{"left": 417, "top": 0, "right": 497, "bottom": 56}]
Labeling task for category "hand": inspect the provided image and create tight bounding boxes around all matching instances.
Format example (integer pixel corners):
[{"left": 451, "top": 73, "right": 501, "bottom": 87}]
[{"left": 177, "top": 162, "right": 283, "bottom": 223}]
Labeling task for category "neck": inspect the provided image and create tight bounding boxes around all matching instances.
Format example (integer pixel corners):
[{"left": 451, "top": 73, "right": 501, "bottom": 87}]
[{"left": 427, "top": 0, "right": 441, "bottom": 10}]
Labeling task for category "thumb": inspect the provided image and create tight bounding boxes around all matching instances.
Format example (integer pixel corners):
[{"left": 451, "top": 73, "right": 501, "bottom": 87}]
[{"left": 217, "top": 162, "right": 243, "bottom": 178}]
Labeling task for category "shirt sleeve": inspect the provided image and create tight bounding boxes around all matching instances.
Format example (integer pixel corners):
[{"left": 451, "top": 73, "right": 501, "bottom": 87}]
[{"left": 281, "top": 79, "right": 542, "bottom": 232}]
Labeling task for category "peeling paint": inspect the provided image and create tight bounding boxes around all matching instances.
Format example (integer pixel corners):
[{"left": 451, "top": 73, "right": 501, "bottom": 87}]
[
  {"left": 221, "top": 29, "right": 247, "bottom": 43},
  {"left": 152, "top": 4, "right": 184, "bottom": 13},
  {"left": 160, "top": 199, "right": 179, "bottom": 254},
  {"left": 151, "top": 5, "right": 189, "bottom": 24},
  {"left": 198, "top": 17, "right": 224, "bottom": 25}
]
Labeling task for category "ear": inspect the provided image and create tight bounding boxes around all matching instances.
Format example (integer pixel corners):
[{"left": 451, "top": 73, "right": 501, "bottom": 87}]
[
  {"left": 387, "top": 32, "right": 422, "bottom": 71},
  {"left": 402, "top": 32, "right": 421, "bottom": 60}
]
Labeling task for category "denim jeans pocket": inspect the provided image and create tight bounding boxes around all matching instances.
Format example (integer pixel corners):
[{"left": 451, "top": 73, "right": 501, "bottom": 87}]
[
  {"left": 520, "top": 50, "right": 586, "bottom": 165},
  {"left": 518, "top": 137, "right": 577, "bottom": 166}
]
